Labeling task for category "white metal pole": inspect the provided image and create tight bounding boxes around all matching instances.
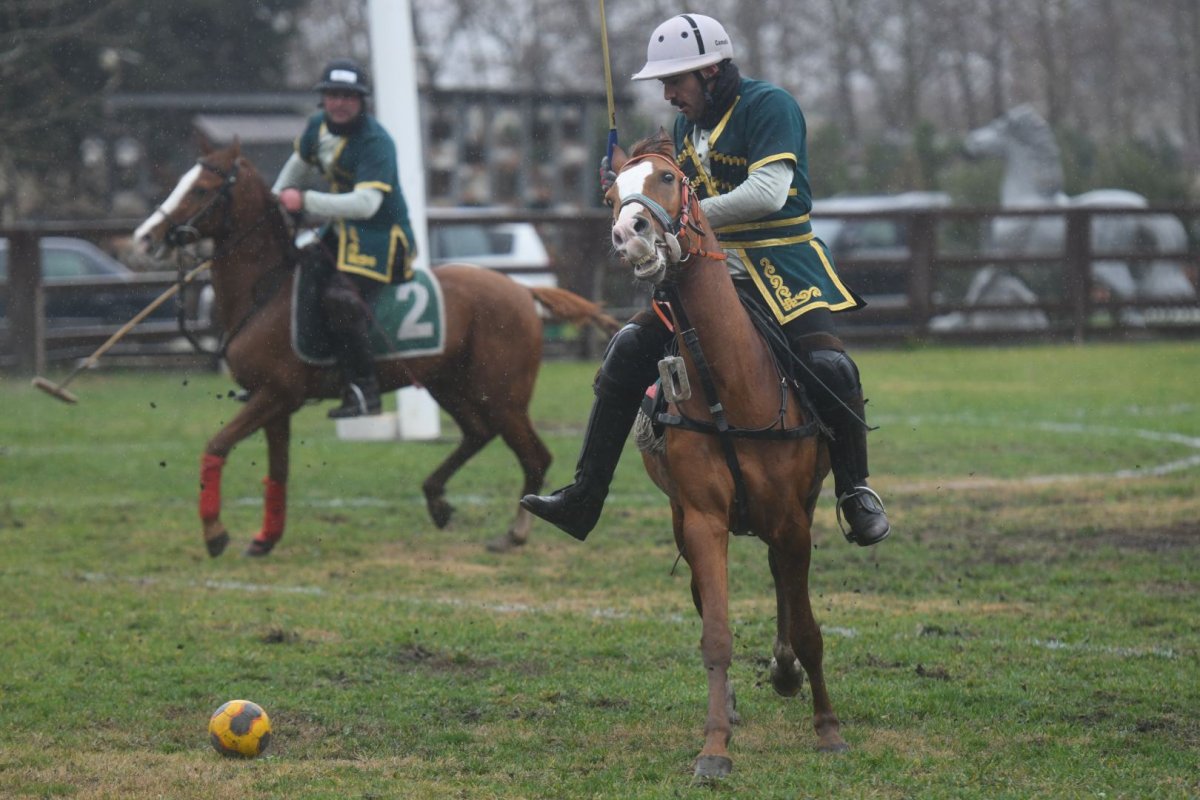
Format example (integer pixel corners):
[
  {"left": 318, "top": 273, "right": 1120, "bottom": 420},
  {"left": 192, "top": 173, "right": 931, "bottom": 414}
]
[{"left": 361, "top": 0, "right": 440, "bottom": 441}]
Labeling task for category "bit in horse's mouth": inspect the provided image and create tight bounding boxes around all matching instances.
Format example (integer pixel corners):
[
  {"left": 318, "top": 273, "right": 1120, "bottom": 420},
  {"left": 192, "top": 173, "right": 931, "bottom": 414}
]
[{"left": 630, "top": 252, "right": 663, "bottom": 280}]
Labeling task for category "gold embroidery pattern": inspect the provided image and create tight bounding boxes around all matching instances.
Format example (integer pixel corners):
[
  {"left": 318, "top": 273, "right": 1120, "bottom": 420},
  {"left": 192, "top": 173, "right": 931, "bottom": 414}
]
[
  {"left": 711, "top": 152, "right": 748, "bottom": 167},
  {"left": 761, "top": 257, "right": 820, "bottom": 311},
  {"left": 345, "top": 227, "right": 378, "bottom": 268}
]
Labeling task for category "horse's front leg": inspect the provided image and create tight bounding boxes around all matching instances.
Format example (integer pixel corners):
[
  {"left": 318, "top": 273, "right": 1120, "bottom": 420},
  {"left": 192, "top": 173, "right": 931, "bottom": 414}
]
[
  {"left": 199, "top": 395, "right": 289, "bottom": 558},
  {"left": 245, "top": 414, "right": 290, "bottom": 557},
  {"left": 769, "top": 539, "right": 848, "bottom": 753},
  {"left": 682, "top": 511, "right": 736, "bottom": 781}
]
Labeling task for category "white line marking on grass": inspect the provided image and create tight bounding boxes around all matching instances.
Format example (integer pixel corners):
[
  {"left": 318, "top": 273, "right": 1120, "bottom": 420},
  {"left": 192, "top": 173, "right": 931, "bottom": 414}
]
[
  {"left": 874, "top": 414, "right": 1200, "bottom": 492},
  {"left": 1025, "top": 637, "right": 1177, "bottom": 659},
  {"left": 75, "top": 572, "right": 1177, "bottom": 659}
]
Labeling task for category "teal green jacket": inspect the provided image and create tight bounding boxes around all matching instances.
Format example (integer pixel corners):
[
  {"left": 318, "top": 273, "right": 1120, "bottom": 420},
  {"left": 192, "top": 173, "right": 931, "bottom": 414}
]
[
  {"left": 297, "top": 112, "right": 415, "bottom": 284},
  {"left": 673, "top": 78, "right": 860, "bottom": 323}
]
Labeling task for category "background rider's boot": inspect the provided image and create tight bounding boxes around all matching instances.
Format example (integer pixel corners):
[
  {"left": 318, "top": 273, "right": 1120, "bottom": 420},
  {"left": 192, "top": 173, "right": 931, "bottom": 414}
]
[
  {"left": 328, "top": 373, "right": 382, "bottom": 419},
  {"left": 326, "top": 311, "right": 382, "bottom": 419},
  {"left": 521, "top": 395, "right": 639, "bottom": 541}
]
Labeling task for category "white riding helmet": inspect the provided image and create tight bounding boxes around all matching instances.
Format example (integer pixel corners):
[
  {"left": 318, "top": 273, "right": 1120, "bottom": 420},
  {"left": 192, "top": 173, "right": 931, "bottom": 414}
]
[{"left": 632, "top": 13, "right": 734, "bottom": 81}]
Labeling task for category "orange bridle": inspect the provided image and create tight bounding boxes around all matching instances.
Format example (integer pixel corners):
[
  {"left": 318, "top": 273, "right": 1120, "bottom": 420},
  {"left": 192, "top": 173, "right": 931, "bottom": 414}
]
[{"left": 616, "top": 153, "right": 727, "bottom": 264}]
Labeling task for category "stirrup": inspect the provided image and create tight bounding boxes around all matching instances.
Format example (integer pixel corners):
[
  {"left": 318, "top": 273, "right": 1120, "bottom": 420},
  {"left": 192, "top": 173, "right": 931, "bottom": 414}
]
[
  {"left": 835, "top": 486, "right": 889, "bottom": 543},
  {"left": 328, "top": 382, "right": 379, "bottom": 418}
]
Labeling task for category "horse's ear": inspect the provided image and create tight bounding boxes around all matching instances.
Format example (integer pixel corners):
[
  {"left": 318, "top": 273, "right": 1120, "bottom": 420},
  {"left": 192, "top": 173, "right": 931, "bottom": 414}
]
[
  {"left": 611, "top": 143, "right": 629, "bottom": 172},
  {"left": 655, "top": 127, "right": 675, "bottom": 157},
  {"left": 195, "top": 130, "right": 215, "bottom": 155},
  {"left": 230, "top": 135, "right": 242, "bottom": 157}
]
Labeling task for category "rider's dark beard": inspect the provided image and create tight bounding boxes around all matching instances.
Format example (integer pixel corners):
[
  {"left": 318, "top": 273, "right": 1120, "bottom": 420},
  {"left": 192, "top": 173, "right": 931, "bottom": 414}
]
[{"left": 697, "top": 61, "right": 741, "bottom": 131}]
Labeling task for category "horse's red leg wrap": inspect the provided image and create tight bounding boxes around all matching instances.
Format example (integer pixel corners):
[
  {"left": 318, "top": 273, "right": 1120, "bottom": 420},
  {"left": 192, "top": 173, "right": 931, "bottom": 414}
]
[
  {"left": 199, "top": 453, "right": 226, "bottom": 522},
  {"left": 255, "top": 477, "right": 287, "bottom": 544}
]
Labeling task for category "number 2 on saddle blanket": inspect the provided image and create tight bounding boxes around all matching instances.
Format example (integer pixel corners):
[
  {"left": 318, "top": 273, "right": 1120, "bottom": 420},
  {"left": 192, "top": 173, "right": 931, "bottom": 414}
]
[{"left": 291, "top": 263, "right": 446, "bottom": 363}]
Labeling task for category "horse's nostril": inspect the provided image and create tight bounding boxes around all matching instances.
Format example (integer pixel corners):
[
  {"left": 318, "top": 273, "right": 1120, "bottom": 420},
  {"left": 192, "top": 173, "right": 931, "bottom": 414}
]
[{"left": 612, "top": 228, "right": 625, "bottom": 246}]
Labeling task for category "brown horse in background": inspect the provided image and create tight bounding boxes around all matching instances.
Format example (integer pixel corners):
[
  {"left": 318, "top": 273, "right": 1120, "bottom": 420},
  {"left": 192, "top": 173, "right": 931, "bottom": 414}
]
[
  {"left": 133, "top": 141, "right": 617, "bottom": 556},
  {"left": 607, "top": 132, "right": 847, "bottom": 778}
]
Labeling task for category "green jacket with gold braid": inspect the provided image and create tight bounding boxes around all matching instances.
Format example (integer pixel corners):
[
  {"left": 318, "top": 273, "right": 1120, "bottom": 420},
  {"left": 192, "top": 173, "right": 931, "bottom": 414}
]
[
  {"left": 672, "top": 78, "right": 860, "bottom": 325},
  {"left": 297, "top": 111, "right": 415, "bottom": 284}
]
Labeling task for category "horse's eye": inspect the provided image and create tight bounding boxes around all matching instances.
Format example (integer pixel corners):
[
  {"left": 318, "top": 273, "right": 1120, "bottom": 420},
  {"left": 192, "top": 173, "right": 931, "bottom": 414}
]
[
  {"left": 604, "top": 197, "right": 614, "bottom": 208},
  {"left": 191, "top": 187, "right": 207, "bottom": 197},
  {"left": 662, "top": 172, "right": 675, "bottom": 184}
]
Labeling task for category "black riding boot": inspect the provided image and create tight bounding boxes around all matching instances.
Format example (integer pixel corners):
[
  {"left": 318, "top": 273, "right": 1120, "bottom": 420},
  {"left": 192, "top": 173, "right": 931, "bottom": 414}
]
[
  {"left": 520, "top": 393, "right": 641, "bottom": 540},
  {"left": 803, "top": 348, "right": 891, "bottom": 546},
  {"left": 322, "top": 272, "right": 383, "bottom": 419},
  {"left": 520, "top": 320, "right": 669, "bottom": 541},
  {"left": 328, "top": 372, "right": 382, "bottom": 419}
]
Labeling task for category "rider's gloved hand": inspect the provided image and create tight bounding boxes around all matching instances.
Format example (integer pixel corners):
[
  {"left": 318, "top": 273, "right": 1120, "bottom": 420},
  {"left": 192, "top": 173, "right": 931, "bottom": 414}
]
[{"left": 599, "top": 156, "right": 617, "bottom": 193}]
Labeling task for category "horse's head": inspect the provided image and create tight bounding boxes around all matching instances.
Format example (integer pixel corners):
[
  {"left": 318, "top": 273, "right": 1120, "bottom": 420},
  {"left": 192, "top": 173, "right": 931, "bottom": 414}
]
[
  {"left": 963, "top": 104, "right": 1064, "bottom": 203},
  {"left": 964, "top": 104, "right": 1055, "bottom": 160},
  {"left": 133, "top": 139, "right": 251, "bottom": 257},
  {"left": 606, "top": 129, "right": 701, "bottom": 285},
  {"left": 962, "top": 112, "right": 1011, "bottom": 161}
]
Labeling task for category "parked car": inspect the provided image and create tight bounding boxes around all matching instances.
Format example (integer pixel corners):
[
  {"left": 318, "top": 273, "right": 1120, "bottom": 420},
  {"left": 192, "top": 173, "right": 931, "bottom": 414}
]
[
  {"left": 0, "top": 236, "right": 173, "bottom": 326},
  {"left": 428, "top": 218, "right": 557, "bottom": 288},
  {"left": 810, "top": 192, "right": 951, "bottom": 302}
]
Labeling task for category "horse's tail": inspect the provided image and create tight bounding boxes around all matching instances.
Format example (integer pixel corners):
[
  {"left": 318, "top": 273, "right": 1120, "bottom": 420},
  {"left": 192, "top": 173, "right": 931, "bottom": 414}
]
[{"left": 527, "top": 285, "right": 621, "bottom": 335}]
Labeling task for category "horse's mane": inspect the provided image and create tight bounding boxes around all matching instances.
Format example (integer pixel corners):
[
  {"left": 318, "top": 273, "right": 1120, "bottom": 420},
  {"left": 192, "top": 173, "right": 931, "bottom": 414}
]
[{"left": 629, "top": 129, "right": 676, "bottom": 160}]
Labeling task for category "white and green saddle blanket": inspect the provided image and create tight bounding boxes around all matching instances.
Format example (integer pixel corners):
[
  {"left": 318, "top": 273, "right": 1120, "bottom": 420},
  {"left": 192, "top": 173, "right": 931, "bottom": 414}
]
[{"left": 290, "top": 262, "right": 446, "bottom": 365}]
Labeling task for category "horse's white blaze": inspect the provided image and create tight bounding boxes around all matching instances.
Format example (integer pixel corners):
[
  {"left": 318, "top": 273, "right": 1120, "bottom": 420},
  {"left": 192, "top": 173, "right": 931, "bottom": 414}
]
[
  {"left": 133, "top": 163, "right": 203, "bottom": 243},
  {"left": 612, "top": 161, "right": 665, "bottom": 277},
  {"left": 613, "top": 161, "right": 656, "bottom": 231}
]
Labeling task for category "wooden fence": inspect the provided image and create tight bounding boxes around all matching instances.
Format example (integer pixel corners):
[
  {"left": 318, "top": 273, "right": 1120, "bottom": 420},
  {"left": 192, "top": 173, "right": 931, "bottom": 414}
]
[{"left": 4, "top": 206, "right": 1199, "bottom": 375}]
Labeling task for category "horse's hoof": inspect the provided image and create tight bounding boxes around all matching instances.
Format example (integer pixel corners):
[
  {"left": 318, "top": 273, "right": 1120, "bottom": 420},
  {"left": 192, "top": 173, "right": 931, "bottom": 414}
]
[
  {"left": 817, "top": 738, "right": 850, "bottom": 754},
  {"left": 769, "top": 656, "right": 804, "bottom": 697},
  {"left": 205, "top": 532, "right": 230, "bottom": 558},
  {"left": 428, "top": 500, "right": 454, "bottom": 529},
  {"left": 692, "top": 755, "right": 733, "bottom": 782},
  {"left": 485, "top": 531, "right": 527, "bottom": 553},
  {"left": 244, "top": 538, "right": 275, "bottom": 557}
]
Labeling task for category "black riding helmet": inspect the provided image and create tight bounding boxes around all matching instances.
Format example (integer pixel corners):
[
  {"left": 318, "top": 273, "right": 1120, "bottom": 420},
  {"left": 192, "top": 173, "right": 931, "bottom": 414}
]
[{"left": 314, "top": 58, "right": 371, "bottom": 96}]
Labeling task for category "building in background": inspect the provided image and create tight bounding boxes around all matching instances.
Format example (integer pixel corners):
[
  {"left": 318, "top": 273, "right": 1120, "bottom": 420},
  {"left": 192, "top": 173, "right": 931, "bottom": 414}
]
[{"left": 102, "top": 87, "right": 625, "bottom": 214}]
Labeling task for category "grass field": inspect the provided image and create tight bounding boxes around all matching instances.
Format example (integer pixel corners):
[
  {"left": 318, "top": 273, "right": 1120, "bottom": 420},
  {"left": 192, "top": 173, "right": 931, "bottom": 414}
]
[{"left": 1, "top": 341, "right": 1198, "bottom": 799}]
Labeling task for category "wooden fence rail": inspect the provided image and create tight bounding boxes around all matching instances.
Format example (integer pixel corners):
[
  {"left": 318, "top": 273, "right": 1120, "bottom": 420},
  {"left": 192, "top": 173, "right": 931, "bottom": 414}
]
[{"left": 4, "top": 206, "right": 1199, "bottom": 374}]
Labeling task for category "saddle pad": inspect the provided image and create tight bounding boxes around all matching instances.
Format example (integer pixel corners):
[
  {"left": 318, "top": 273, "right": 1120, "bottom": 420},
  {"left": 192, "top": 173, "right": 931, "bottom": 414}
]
[{"left": 291, "top": 263, "right": 446, "bottom": 365}]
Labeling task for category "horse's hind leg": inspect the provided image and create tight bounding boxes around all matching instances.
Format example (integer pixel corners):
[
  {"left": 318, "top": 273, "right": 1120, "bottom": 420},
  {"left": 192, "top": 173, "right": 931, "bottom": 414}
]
[
  {"left": 420, "top": 394, "right": 494, "bottom": 530},
  {"left": 245, "top": 414, "right": 290, "bottom": 557},
  {"left": 769, "top": 542, "right": 848, "bottom": 753},
  {"left": 486, "top": 408, "right": 551, "bottom": 553}
]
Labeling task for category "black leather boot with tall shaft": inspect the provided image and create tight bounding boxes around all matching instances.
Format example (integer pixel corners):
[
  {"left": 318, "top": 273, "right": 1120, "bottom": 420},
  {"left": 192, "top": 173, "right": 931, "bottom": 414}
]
[
  {"left": 521, "top": 320, "right": 670, "bottom": 541},
  {"left": 322, "top": 270, "right": 382, "bottom": 419},
  {"left": 520, "top": 394, "right": 640, "bottom": 540},
  {"left": 804, "top": 348, "right": 891, "bottom": 546}
]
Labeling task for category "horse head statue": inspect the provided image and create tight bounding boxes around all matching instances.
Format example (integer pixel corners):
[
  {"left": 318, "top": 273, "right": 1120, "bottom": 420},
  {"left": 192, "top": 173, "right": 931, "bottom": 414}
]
[{"left": 963, "top": 104, "right": 1065, "bottom": 205}]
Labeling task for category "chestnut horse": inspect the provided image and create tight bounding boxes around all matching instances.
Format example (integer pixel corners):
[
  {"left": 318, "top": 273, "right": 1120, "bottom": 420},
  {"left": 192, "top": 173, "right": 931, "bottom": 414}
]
[
  {"left": 608, "top": 132, "right": 847, "bottom": 778},
  {"left": 133, "top": 141, "right": 617, "bottom": 556}
]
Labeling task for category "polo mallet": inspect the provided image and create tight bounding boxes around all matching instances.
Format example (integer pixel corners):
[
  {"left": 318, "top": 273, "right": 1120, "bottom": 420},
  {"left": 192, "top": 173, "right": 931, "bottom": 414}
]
[
  {"left": 31, "top": 260, "right": 213, "bottom": 404},
  {"left": 599, "top": 0, "right": 618, "bottom": 163}
]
